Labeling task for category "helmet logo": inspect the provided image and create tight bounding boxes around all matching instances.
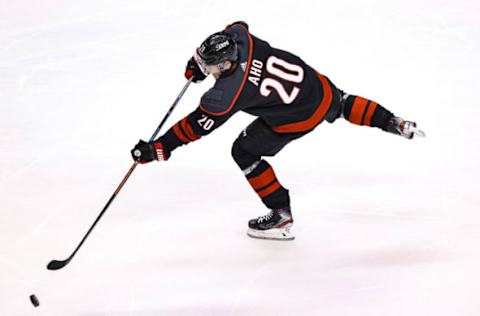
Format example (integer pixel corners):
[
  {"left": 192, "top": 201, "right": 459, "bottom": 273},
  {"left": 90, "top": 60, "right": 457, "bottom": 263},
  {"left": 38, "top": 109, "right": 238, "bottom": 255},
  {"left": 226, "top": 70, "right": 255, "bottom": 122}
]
[{"left": 215, "top": 41, "right": 229, "bottom": 51}]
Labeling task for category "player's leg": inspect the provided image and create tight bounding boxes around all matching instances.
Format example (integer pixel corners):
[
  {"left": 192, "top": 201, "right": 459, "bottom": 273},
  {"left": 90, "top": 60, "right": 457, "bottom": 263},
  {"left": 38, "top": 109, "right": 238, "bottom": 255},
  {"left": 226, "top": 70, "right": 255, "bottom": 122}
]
[
  {"left": 231, "top": 118, "right": 305, "bottom": 240},
  {"left": 337, "top": 90, "right": 425, "bottom": 139}
]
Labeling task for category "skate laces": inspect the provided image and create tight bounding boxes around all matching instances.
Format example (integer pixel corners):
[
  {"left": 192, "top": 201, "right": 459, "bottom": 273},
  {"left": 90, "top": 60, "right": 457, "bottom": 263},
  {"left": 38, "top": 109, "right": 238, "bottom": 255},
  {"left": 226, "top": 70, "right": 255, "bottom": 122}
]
[{"left": 257, "top": 211, "right": 274, "bottom": 223}]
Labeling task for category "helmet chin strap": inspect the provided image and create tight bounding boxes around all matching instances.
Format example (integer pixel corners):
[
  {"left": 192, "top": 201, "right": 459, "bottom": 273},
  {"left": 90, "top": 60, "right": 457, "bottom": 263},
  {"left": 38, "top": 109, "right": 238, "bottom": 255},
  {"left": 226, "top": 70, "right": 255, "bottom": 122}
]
[{"left": 217, "top": 61, "right": 228, "bottom": 72}]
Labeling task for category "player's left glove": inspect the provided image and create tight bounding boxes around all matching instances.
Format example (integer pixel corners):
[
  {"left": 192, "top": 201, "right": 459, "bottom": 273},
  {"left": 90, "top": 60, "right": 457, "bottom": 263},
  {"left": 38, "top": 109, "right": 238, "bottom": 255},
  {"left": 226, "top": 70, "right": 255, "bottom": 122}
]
[{"left": 131, "top": 140, "right": 170, "bottom": 164}]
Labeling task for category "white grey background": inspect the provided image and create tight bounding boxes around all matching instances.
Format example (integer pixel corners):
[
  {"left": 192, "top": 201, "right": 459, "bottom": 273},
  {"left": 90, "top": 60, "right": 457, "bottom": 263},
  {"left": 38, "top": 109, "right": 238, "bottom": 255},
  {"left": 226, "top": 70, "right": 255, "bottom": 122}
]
[{"left": 1, "top": 0, "right": 479, "bottom": 315}]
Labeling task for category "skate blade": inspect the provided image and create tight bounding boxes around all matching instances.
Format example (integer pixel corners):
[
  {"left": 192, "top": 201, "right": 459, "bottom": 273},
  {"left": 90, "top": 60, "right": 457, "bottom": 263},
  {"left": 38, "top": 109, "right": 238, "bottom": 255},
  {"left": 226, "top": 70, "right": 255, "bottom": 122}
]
[
  {"left": 414, "top": 129, "right": 426, "bottom": 137},
  {"left": 247, "top": 225, "right": 295, "bottom": 241}
]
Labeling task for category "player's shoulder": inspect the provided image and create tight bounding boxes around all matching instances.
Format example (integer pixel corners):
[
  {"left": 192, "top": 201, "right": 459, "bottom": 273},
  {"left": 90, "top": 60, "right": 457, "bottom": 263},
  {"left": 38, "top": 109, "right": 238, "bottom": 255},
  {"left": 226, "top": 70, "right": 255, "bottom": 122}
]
[
  {"left": 225, "top": 21, "right": 250, "bottom": 42},
  {"left": 201, "top": 86, "right": 223, "bottom": 106},
  {"left": 200, "top": 69, "right": 245, "bottom": 115},
  {"left": 225, "top": 21, "right": 249, "bottom": 32},
  {"left": 198, "top": 22, "right": 251, "bottom": 116},
  {"left": 200, "top": 85, "right": 230, "bottom": 116}
]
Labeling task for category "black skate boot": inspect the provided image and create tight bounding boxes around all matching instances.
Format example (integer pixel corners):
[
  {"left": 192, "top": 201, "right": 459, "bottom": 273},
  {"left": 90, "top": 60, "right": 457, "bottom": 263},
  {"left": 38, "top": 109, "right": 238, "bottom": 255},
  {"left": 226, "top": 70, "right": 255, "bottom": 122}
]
[
  {"left": 387, "top": 116, "right": 425, "bottom": 139},
  {"left": 247, "top": 207, "right": 294, "bottom": 240}
]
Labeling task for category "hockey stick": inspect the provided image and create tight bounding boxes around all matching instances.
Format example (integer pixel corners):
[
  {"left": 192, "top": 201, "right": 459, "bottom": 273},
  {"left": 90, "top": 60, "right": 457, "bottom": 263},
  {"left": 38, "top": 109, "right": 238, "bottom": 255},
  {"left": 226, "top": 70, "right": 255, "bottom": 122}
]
[{"left": 47, "top": 77, "right": 194, "bottom": 271}]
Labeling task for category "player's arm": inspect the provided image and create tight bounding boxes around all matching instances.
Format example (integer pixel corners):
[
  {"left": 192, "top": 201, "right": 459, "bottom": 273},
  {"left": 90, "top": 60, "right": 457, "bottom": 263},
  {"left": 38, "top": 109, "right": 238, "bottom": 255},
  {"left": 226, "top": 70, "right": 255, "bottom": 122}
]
[
  {"left": 160, "top": 106, "right": 232, "bottom": 154},
  {"left": 131, "top": 105, "right": 234, "bottom": 163}
]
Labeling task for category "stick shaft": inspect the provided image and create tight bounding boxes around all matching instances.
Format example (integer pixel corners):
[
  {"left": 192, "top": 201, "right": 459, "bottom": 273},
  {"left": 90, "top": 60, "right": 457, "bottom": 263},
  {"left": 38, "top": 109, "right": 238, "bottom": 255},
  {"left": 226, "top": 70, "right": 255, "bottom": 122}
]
[
  {"left": 149, "top": 77, "right": 193, "bottom": 142},
  {"left": 50, "top": 78, "right": 193, "bottom": 269}
]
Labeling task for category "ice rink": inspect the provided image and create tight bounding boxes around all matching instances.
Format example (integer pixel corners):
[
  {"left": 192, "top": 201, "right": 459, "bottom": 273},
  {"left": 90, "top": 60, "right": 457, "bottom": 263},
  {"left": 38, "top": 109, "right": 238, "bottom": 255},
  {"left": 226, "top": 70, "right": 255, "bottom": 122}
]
[{"left": 1, "top": 0, "right": 480, "bottom": 315}]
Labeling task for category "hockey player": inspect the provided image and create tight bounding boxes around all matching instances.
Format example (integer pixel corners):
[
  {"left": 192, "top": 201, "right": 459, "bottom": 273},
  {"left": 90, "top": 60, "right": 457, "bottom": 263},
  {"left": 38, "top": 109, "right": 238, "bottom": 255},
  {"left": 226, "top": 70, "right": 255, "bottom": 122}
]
[{"left": 131, "top": 21, "right": 425, "bottom": 241}]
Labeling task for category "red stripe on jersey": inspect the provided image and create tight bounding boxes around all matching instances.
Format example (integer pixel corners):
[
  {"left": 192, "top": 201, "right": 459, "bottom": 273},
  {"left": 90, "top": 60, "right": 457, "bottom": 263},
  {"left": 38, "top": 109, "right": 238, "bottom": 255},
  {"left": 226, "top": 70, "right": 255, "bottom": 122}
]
[
  {"left": 199, "top": 24, "right": 253, "bottom": 117},
  {"left": 173, "top": 122, "right": 190, "bottom": 143},
  {"left": 248, "top": 167, "right": 277, "bottom": 191},
  {"left": 272, "top": 73, "right": 333, "bottom": 133},
  {"left": 180, "top": 117, "right": 200, "bottom": 141}
]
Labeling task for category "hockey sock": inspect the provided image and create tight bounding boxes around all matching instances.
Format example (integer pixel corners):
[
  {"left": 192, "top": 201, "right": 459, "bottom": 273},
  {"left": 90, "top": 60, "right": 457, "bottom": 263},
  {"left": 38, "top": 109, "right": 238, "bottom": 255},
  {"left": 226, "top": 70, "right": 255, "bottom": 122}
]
[
  {"left": 342, "top": 95, "right": 394, "bottom": 131},
  {"left": 243, "top": 160, "right": 290, "bottom": 210}
]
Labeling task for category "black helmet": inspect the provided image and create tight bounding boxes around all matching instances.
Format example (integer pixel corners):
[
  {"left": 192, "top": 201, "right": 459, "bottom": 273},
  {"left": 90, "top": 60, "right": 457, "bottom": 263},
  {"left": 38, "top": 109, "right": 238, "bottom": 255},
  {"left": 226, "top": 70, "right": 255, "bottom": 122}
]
[{"left": 197, "top": 31, "right": 238, "bottom": 65}]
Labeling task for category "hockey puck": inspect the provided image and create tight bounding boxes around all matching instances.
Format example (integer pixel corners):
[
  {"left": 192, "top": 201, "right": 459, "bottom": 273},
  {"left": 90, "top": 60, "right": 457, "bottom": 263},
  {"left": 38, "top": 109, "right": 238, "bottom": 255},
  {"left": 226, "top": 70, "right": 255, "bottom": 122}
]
[{"left": 30, "top": 294, "right": 40, "bottom": 307}]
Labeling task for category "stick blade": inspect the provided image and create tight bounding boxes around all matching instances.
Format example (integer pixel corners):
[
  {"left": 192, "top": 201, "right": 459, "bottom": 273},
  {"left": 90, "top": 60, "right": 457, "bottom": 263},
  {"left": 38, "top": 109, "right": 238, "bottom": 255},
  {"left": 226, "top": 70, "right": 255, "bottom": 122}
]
[{"left": 47, "top": 259, "right": 69, "bottom": 270}]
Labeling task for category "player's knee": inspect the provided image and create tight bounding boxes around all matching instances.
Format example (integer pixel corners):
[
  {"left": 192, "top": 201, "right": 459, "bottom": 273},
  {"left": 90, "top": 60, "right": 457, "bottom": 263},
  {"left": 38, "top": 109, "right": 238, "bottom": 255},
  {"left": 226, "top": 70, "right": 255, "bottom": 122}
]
[
  {"left": 231, "top": 138, "right": 257, "bottom": 169},
  {"left": 231, "top": 139, "right": 246, "bottom": 166}
]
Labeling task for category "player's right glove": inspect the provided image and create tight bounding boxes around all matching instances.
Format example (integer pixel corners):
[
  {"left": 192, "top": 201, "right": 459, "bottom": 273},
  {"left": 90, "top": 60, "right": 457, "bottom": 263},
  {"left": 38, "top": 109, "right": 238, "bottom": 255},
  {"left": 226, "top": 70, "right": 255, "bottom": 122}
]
[
  {"left": 185, "top": 57, "right": 207, "bottom": 83},
  {"left": 131, "top": 140, "right": 170, "bottom": 164}
]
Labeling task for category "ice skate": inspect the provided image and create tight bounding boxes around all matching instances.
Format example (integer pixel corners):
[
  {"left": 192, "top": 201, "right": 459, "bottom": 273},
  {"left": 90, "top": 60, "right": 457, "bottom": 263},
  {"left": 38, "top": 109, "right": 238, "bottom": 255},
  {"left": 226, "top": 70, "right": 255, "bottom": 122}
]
[
  {"left": 247, "top": 207, "right": 294, "bottom": 240},
  {"left": 387, "top": 116, "right": 425, "bottom": 139}
]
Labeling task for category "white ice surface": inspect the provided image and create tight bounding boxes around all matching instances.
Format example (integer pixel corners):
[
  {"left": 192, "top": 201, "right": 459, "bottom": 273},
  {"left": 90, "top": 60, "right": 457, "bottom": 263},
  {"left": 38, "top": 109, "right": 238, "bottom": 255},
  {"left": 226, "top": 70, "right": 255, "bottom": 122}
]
[{"left": 1, "top": 0, "right": 480, "bottom": 315}]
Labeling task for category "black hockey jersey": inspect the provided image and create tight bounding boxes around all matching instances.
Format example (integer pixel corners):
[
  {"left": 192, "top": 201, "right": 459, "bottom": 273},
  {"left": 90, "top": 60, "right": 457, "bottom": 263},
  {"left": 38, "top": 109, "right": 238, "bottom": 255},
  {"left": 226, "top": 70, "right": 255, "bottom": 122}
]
[{"left": 160, "top": 22, "right": 335, "bottom": 155}]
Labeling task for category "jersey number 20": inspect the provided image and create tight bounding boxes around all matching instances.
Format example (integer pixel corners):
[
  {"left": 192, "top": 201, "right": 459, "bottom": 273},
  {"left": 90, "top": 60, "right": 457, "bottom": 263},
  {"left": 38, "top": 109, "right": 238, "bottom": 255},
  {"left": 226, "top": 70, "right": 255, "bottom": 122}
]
[{"left": 260, "top": 56, "right": 304, "bottom": 104}]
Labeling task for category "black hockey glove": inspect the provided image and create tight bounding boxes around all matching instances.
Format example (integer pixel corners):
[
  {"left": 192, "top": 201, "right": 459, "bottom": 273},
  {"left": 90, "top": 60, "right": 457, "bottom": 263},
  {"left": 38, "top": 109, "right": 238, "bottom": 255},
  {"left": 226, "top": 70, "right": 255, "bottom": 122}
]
[
  {"left": 131, "top": 140, "right": 170, "bottom": 164},
  {"left": 185, "top": 57, "right": 207, "bottom": 83}
]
